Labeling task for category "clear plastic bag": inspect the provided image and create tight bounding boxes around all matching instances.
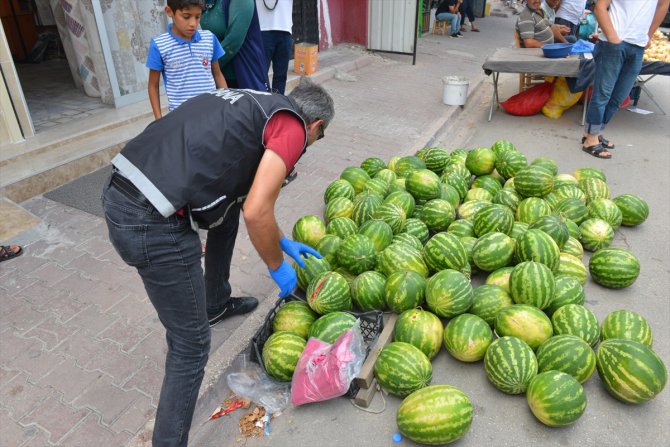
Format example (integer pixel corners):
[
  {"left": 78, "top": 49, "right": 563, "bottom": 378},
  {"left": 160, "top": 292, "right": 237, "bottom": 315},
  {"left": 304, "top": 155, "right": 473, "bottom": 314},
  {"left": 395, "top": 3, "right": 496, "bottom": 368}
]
[
  {"left": 226, "top": 353, "right": 291, "bottom": 414},
  {"left": 290, "top": 321, "right": 366, "bottom": 406}
]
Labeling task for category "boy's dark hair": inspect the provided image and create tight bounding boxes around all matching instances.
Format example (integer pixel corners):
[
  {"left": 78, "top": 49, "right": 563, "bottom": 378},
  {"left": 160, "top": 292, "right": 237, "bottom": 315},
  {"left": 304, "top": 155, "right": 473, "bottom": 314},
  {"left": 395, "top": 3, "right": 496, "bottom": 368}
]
[{"left": 167, "top": 0, "right": 204, "bottom": 11}]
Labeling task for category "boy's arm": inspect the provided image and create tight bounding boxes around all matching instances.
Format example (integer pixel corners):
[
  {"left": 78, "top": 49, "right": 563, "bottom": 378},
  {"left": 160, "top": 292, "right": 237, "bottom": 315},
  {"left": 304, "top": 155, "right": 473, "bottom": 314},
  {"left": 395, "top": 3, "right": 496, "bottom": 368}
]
[
  {"left": 212, "top": 63, "right": 228, "bottom": 88},
  {"left": 217, "top": 0, "right": 254, "bottom": 67},
  {"left": 647, "top": 0, "right": 670, "bottom": 44},
  {"left": 148, "top": 70, "right": 162, "bottom": 119}
]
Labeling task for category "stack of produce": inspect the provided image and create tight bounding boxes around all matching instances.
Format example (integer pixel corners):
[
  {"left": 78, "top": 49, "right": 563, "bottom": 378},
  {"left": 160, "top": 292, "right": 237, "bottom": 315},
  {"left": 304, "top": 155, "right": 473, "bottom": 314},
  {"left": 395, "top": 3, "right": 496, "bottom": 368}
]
[
  {"left": 262, "top": 140, "right": 666, "bottom": 445},
  {"left": 643, "top": 30, "right": 670, "bottom": 62}
]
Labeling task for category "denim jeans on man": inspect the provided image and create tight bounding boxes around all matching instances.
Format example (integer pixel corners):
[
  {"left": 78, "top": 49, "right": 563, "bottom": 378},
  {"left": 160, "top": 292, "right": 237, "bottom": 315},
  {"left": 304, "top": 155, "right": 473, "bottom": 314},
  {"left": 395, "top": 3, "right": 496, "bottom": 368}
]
[
  {"left": 436, "top": 12, "right": 461, "bottom": 35},
  {"left": 585, "top": 40, "right": 644, "bottom": 135},
  {"left": 261, "top": 30, "right": 293, "bottom": 94},
  {"left": 102, "top": 179, "right": 210, "bottom": 447}
]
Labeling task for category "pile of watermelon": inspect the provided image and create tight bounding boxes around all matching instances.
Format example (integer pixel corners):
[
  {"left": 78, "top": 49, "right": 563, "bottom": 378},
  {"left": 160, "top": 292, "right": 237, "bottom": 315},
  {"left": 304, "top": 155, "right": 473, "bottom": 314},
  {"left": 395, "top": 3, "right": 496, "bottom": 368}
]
[{"left": 268, "top": 140, "right": 666, "bottom": 445}]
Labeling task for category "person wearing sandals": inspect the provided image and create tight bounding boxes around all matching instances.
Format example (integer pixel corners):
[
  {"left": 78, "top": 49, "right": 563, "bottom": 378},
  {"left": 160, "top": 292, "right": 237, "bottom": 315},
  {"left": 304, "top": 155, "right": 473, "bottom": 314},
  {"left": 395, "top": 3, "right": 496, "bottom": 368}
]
[
  {"left": 582, "top": 0, "right": 669, "bottom": 159},
  {"left": 459, "top": 0, "right": 480, "bottom": 32},
  {"left": 0, "top": 245, "right": 23, "bottom": 262}
]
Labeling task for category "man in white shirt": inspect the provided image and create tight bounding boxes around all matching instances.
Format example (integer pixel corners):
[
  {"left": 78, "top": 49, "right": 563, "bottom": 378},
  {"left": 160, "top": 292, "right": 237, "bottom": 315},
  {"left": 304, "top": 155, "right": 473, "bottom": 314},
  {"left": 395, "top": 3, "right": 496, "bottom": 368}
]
[
  {"left": 581, "top": 0, "right": 669, "bottom": 159},
  {"left": 256, "top": 0, "right": 294, "bottom": 94},
  {"left": 554, "top": 0, "right": 585, "bottom": 36}
]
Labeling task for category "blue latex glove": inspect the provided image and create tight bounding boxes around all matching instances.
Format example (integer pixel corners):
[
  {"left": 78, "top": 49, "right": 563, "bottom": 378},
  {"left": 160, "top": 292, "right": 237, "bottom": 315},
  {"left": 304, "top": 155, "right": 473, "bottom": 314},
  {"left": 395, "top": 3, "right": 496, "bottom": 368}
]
[
  {"left": 269, "top": 260, "right": 297, "bottom": 298},
  {"left": 279, "top": 237, "right": 322, "bottom": 268}
]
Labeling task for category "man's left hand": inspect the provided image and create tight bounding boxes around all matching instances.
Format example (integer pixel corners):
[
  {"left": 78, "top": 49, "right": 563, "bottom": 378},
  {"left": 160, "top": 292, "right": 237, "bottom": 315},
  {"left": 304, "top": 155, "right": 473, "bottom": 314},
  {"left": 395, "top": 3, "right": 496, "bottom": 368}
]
[{"left": 279, "top": 237, "right": 322, "bottom": 268}]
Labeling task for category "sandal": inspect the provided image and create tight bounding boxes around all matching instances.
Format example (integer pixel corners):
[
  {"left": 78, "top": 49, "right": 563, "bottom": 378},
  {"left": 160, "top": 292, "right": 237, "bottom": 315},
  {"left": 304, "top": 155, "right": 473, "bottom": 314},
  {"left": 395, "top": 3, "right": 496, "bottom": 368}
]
[
  {"left": 581, "top": 135, "right": 615, "bottom": 149},
  {"left": 471, "top": 28, "right": 480, "bottom": 32},
  {"left": 582, "top": 144, "right": 612, "bottom": 159},
  {"left": 0, "top": 245, "right": 23, "bottom": 262}
]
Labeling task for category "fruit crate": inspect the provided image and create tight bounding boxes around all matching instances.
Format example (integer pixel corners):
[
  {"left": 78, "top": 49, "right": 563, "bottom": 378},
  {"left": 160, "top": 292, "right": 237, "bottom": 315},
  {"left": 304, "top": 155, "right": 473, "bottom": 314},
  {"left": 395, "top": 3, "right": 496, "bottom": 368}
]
[{"left": 250, "top": 293, "right": 384, "bottom": 397}]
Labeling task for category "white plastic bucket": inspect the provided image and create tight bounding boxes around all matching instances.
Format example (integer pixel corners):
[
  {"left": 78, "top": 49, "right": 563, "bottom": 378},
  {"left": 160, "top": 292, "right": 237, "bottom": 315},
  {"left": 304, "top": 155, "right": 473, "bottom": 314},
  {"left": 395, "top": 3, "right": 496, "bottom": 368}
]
[{"left": 442, "top": 76, "right": 470, "bottom": 106}]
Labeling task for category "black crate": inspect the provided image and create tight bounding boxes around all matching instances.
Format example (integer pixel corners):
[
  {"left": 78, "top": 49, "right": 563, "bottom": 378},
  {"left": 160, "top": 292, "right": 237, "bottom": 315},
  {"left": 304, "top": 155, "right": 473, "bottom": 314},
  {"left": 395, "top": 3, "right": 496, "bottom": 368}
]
[{"left": 250, "top": 294, "right": 384, "bottom": 398}]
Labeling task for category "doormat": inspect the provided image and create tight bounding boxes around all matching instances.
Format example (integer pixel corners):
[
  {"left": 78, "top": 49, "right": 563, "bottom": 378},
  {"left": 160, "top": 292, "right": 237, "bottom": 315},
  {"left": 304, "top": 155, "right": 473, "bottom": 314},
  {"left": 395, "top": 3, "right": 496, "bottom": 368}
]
[{"left": 43, "top": 165, "right": 112, "bottom": 218}]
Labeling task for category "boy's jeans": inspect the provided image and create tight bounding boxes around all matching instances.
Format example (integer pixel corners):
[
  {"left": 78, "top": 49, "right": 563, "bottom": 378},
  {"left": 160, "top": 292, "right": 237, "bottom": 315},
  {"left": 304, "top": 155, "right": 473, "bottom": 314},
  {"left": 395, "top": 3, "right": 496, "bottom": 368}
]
[
  {"left": 585, "top": 40, "right": 644, "bottom": 136},
  {"left": 102, "top": 180, "right": 209, "bottom": 447},
  {"left": 436, "top": 12, "right": 461, "bottom": 35},
  {"left": 261, "top": 30, "right": 293, "bottom": 94}
]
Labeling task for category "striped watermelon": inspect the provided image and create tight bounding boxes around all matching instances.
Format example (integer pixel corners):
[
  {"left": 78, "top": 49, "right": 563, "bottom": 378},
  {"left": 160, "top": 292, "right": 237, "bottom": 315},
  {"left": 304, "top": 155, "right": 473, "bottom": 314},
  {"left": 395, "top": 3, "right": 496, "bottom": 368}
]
[
  {"left": 516, "top": 197, "right": 552, "bottom": 224},
  {"left": 396, "top": 385, "right": 473, "bottom": 445},
  {"left": 600, "top": 310, "right": 653, "bottom": 346},
  {"left": 272, "top": 301, "right": 318, "bottom": 339},
  {"left": 514, "top": 229, "right": 561, "bottom": 272},
  {"left": 315, "top": 234, "right": 342, "bottom": 268},
  {"left": 306, "top": 271, "right": 352, "bottom": 314},
  {"left": 530, "top": 156, "right": 558, "bottom": 175},
  {"left": 484, "top": 336, "right": 538, "bottom": 394},
  {"left": 373, "top": 202, "right": 406, "bottom": 234},
  {"left": 553, "top": 173, "right": 578, "bottom": 189},
  {"left": 564, "top": 218, "right": 581, "bottom": 239},
  {"left": 336, "top": 234, "right": 377, "bottom": 275},
  {"left": 457, "top": 199, "right": 491, "bottom": 221},
  {"left": 553, "top": 197, "right": 589, "bottom": 225},
  {"left": 358, "top": 219, "right": 394, "bottom": 252},
  {"left": 555, "top": 252, "right": 588, "bottom": 286},
  {"left": 375, "top": 168, "right": 398, "bottom": 185},
  {"left": 589, "top": 248, "right": 640, "bottom": 289},
  {"left": 545, "top": 276, "right": 585, "bottom": 317},
  {"left": 425, "top": 269, "right": 473, "bottom": 318},
  {"left": 561, "top": 237, "right": 584, "bottom": 259},
  {"left": 514, "top": 165, "right": 554, "bottom": 198},
  {"left": 324, "top": 179, "right": 356, "bottom": 204},
  {"left": 422, "top": 147, "right": 451, "bottom": 174},
  {"left": 374, "top": 342, "right": 433, "bottom": 397},
  {"left": 326, "top": 216, "right": 358, "bottom": 239},
  {"left": 385, "top": 270, "right": 426, "bottom": 313},
  {"left": 466, "top": 147, "right": 497, "bottom": 176},
  {"left": 470, "top": 284, "right": 513, "bottom": 326},
  {"left": 491, "top": 139, "right": 516, "bottom": 157},
  {"left": 421, "top": 199, "right": 456, "bottom": 232},
  {"left": 384, "top": 190, "right": 416, "bottom": 219},
  {"left": 509, "top": 261, "right": 556, "bottom": 310},
  {"left": 360, "top": 157, "right": 387, "bottom": 177},
  {"left": 493, "top": 189, "right": 522, "bottom": 213},
  {"left": 404, "top": 218, "right": 430, "bottom": 244},
  {"left": 351, "top": 271, "right": 387, "bottom": 311},
  {"left": 471, "top": 175, "right": 503, "bottom": 196},
  {"left": 528, "top": 215, "right": 569, "bottom": 249},
  {"left": 351, "top": 191, "right": 383, "bottom": 226},
  {"left": 295, "top": 255, "right": 331, "bottom": 292},
  {"left": 494, "top": 304, "right": 553, "bottom": 350},
  {"left": 340, "top": 166, "right": 371, "bottom": 194},
  {"left": 460, "top": 236, "right": 478, "bottom": 273},
  {"left": 509, "top": 221, "right": 529, "bottom": 240},
  {"left": 324, "top": 196, "right": 354, "bottom": 223},
  {"left": 377, "top": 242, "right": 429, "bottom": 278},
  {"left": 472, "top": 232, "right": 515, "bottom": 272},
  {"left": 406, "top": 169, "right": 442, "bottom": 201},
  {"left": 464, "top": 187, "right": 493, "bottom": 203},
  {"left": 552, "top": 184, "right": 587, "bottom": 204},
  {"left": 485, "top": 266, "right": 515, "bottom": 293},
  {"left": 394, "top": 156, "right": 427, "bottom": 178},
  {"left": 573, "top": 167, "right": 606, "bottom": 182},
  {"left": 578, "top": 177, "right": 610, "bottom": 203},
  {"left": 422, "top": 232, "right": 468, "bottom": 273},
  {"left": 473, "top": 204, "right": 515, "bottom": 236},
  {"left": 536, "top": 335, "right": 596, "bottom": 383},
  {"left": 292, "top": 215, "right": 327, "bottom": 249},
  {"left": 392, "top": 233, "right": 424, "bottom": 251},
  {"left": 308, "top": 311, "right": 357, "bottom": 343},
  {"left": 449, "top": 148, "right": 469, "bottom": 164},
  {"left": 394, "top": 309, "right": 444, "bottom": 359},
  {"left": 612, "top": 194, "right": 649, "bottom": 227},
  {"left": 440, "top": 183, "right": 461, "bottom": 208},
  {"left": 441, "top": 172, "right": 470, "bottom": 200},
  {"left": 495, "top": 149, "right": 528, "bottom": 179},
  {"left": 447, "top": 219, "right": 476, "bottom": 238},
  {"left": 526, "top": 371, "right": 587, "bottom": 427},
  {"left": 596, "top": 339, "right": 667, "bottom": 404},
  {"left": 551, "top": 304, "right": 600, "bottom": 347},
  {"left": 503, "top": 177, "right": 516, "bottom": 191},
  {"left": 389, "top": 178, "right": 407, "bottom": 194},
  {"left": 444, "top": 313, "right": 494, "bottom": 362},
  {"left": 387, "top": 156, "right": 401, "bottom": 172},
  {"left": 362, "top": 177, "right": 390, "bottom": 197},
  {"left": 588, "top": 198, "right": 623, "bottom": 229},
  {"left": 262, "top": 331, "right": 306, "bottom": 381}
]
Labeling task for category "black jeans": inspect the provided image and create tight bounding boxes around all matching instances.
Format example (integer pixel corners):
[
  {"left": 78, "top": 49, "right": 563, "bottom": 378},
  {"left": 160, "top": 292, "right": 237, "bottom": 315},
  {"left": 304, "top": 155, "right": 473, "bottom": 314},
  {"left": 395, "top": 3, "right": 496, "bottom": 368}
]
[
  {"left": 459, "top": 0, "right": 476, "bottom": 24},
  {"left": 555, "top": 17, "right": 580, "bottom": 37}
]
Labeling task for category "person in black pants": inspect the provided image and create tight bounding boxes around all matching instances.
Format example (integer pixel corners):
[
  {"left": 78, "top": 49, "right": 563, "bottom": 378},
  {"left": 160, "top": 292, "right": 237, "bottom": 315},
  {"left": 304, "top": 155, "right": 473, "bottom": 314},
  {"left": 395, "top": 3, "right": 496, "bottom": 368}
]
[{"left": 459, "top": 0, "right": 480, "bottom": 31}]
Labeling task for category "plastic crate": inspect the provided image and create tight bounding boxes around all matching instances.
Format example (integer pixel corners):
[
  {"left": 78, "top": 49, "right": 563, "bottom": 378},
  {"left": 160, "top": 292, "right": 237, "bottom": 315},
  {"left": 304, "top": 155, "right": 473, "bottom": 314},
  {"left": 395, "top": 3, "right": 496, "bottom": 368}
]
[{"left": 250, "top": 294, "right": 384, "bottom": 398}]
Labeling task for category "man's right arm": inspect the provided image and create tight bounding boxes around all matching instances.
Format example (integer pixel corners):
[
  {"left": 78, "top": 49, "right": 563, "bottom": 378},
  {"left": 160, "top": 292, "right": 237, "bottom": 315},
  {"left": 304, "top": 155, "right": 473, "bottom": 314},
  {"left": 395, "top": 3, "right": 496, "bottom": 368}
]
[
  {"left": 218, "top": 0, "right": 254, "bottom": 67},
  {"left": 594, "top": 0, "right": 620, "bottom": 43},
  {"left": 146, "top": 40, "right": 163, "bottom": 120}
]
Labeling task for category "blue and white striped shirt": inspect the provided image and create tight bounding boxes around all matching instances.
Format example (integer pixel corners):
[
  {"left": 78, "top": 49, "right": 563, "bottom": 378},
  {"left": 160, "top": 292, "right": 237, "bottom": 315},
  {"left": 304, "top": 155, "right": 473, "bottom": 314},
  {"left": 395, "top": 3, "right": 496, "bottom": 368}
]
[{"left": 146, "top": 24, "right": 224, "bottom": 111}]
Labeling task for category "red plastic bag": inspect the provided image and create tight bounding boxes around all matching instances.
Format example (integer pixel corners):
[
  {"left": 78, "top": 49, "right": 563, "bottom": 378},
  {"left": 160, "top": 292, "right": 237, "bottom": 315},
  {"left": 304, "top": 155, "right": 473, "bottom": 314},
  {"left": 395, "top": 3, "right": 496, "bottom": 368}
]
[
  {"left": 290, "top": 322, "right": 365, "bottom": 405},
  {"left": 500, "top": 82, "right": 553, "bottom": 116}
]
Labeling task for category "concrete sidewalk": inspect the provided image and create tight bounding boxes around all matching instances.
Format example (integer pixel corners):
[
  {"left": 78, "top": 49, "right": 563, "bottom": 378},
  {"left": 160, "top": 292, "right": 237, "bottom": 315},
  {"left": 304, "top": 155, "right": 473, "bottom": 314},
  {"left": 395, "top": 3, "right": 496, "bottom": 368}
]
[{"left": 0, "top": 6, "right": 580, "bottom": 446}]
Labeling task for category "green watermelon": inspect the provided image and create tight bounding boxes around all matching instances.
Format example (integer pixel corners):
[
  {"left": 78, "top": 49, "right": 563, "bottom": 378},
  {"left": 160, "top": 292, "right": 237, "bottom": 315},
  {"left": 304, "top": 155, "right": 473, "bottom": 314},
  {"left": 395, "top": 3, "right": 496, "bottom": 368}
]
[
  {"left": 292, "top": 215, "right": 327, "bottom": 248},
  {"left": 378, "top": 243, "right": 429, "bottom": 278},
  {"left": 406, "top": 169, "right": 442, "bottom": 201},
  {"left": 578, "top": 177, "right": 610, "bottom": 203},
  {"left": 509, "top": 221, "right": 529, "bottom": 240},
  {"left": 392, "top": 233, "right": 424, "bottom": 251},
  {"left": 306, "top": 271, "right": 352, "bottom": 314},
  {"left": 528, "top": 215, "right": 569, "bottom": 249},
  {"left": 471, "top": 175, "right": 503, "bottom": 196},
  {"left": 374, "top": 342, "right": 432, "bottom": 397},
  {"left": 552, "top": 184, "right": 587, "bottom": 204},
  {"left": 561, "top": 237, "right": 584, "bottom": 259},
  {"left": 470, "top": 284, "right": 514, "bottom": 326},
  {"left": 494, "top": 304, "right": 553, "bottom": 350},
  {"left": 324, "top": 179, "right": 355, "bottom": 204},
  {"left": 457, "top": 199, "right": 491, "bottom": 221},
  {"left": 514, "top": 165, "right": 554, "bottom": 198},
  {"left": 394, "top": 156, "right": 427, "bottom": 178},
  {"left": 404, "top": 218, "right": 430, "bottom": 244},
  {"left": 396, "top": 385, "right": 473, "bottom": 445},
  {"left": 465, "top": 147, "right": 497, "bottom": 176},
  {"left": 493, "top": 189, "right": 522, "bottom": 213},
  {"left": 444, "top": 313, "right": 494, "bottom": 362},
  {"left": 375, "top": 168, "right": 398, "bottom": 185},
  {"left": 351, "top": 191, "right": 383, "bottom": 226},
  {"left": 441, "top": 172, "right": 469, "bottom": 200},
  {"left": 262, "top": 331, "right": 306, "bottom": 381},
  {"left": 589, "top": 247, "right": 640, "bottom": 288},
  {"left": 596, "top": 339, "right": 667, "bottom": 404},
  {"left": 360, "top": 157, "right": 387, "bottom": 177},
  {"left": 579, "top": 218, "right": 614, "bottom": 252},
  {"left": 484, "top": 336, "right": 538, "bottom": 394},
  {"left": 326, "top": 216, "right": 358, "bottom": 239},
  {"left": 514, "top": 229, "right": 561, "bottom": 272},
  {"left": 536, "top": 335, "right": 596, "bottom": 383},
  {"left": 308, "top": 311, "right": 357, "bottom": 343},
  {"left": 425, "top": 269, "right": 473, "bottom": 318},
  {"left": 295, "top": 255, "right": 331, "bottom": 292},
  {"left": 464, "top": 187, "right": 493, "bottom": 203},
  {"left": 491, "top": 139, "right": 516, "bottom": 157},
  {"left": 564, "top": 218, "right": 581, "bottom": 239},
  {"left": 516, "top": 197, "right": 552, "bottom": 224},
  {"left": 373, "top": 202, "right": 406, "bottom": 234},
  {"left": 315, "top": 234, "right": 341, "bottom": 268},
  {"left": 358, "top": 219, "right": 394, "bottom": 252},
  {"left": 555, "top": 252, "right": 588, "bottom": 286},
  {"left": 473, "top": 204, "right": 515, "bottom": 236},
  {"left": 440, "top": 183, "right": 461, "bottom": 208},
  {"left": 362, "top": 177, "right": 390, "bottom": 197},
  {"left": 351, "top": 271, "right": 387, "bottom": 311},
  {"left": 545, "top": 276, "right": 585, "bottom": 317},
  {"left": 551, "top": 304, "right": 600, "bottom": 347},
  {"left": 526, "top": 371, "right": 587, "bottom": 427},
  {"left": 340, "top": 166, "right": 371, "bottom": 194},
  {"left": 422, "top": 147, "right": 451, "bottom": 174},
  {"left": 472, "top": 232, "right": 515, "bottom": 272},
  {"left": 553, "top": 197, "right": 589, "bottom": 225},
  {"left": 612, "top": 194, "right": 649, "bottom": 227},
  {"left": 588, "top": 198, "right": 623, "bottom": 229},
  {"left": 573, "top": 167, "right": 606, "bottom": 182},
  {"left": 385, "top": 270, "right": 426, "bottom": 313},
  {"left": 447, "top": 219, "right": 476, "bottom": 238},
  {"left": 420, "top": 199, "right": 456, "bottom": 232},
  {"left": 394, "top": 309, "right": 444, "bottom": 359},
  {"left": 384, "top": 190, "right": 416, "bottom": 219},
  {"left": 600, "top": 310, "right": 653, "bottom": 346},
  {"left": 422, "top": 232, "right": 468, "bottom": 273},
  {"left": 336, "top": 234, "right": 377, "bottom": 275},
  {"left": 553, "top": 173, "right": 578, "bottom": 189},
  {"left": 324, "top": 196, "right": 354, "bottom": 223},
  {"left": 530, "top": 156, "right": 558, "bottom": 176},
  {"left": 495, "top": 149, "right": 528, "bottom": 179},
  {"left": 485, "top": 266, "right": 515, "bottom": 293},
  {"left": 509, "top": 261, "right": 556, "bottom": 309},
  {"left": 272, "top": 301, "right": 318, "bottom": 339}
]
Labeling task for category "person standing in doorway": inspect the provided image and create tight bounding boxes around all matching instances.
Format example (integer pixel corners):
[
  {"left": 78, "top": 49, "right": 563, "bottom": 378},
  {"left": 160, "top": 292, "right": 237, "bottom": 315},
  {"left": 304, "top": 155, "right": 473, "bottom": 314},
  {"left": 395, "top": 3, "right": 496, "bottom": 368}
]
[
  {"left": 256, "top": 0, "right": 294, "bottom": 94},
  {"left": 146, "top": 0, "right": 227, "bottom": 119}
]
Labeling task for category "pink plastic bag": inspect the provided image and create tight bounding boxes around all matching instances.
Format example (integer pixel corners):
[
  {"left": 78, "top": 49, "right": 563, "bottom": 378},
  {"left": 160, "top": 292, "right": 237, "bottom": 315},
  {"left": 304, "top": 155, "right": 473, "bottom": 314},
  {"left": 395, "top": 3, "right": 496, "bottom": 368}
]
[{"left": 290, "top": 321, "right": 365, "bottom": 405}]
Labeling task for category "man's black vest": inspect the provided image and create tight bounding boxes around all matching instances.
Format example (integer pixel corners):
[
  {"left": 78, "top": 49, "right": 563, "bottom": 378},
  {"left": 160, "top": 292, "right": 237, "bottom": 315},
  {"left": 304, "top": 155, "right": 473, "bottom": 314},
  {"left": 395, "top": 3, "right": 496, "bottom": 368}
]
[{"left": 111, "top": 89, "right": 306, "bottom": 228}]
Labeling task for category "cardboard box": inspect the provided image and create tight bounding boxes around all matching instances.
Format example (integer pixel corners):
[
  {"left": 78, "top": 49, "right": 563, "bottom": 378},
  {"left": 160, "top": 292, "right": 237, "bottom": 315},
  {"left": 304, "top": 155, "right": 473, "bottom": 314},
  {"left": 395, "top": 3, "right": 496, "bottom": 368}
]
[{"left": 294, "top": 43, "right": 318, "bottom": 75}]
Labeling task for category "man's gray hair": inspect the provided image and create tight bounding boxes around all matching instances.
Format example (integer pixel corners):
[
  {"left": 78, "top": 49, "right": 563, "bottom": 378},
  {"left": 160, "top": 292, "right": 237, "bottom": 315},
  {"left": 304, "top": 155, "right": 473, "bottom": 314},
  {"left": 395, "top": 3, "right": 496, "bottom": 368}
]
[{"left": 288, "top": 77, "right": 335, "bottom": 130}]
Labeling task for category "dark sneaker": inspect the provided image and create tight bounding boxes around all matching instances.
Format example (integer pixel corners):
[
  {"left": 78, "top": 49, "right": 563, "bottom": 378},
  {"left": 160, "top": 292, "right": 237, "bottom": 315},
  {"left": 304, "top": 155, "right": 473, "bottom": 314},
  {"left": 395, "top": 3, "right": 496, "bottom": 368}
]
[
  {"left": 208, "top": 297, "right": 259, "bottom": 327},
  {"left": 450, "top": 33, "right": 458, "bottom": 38},
  {"left": 456, "top": 32, "right": 464, "bottom": 37}
]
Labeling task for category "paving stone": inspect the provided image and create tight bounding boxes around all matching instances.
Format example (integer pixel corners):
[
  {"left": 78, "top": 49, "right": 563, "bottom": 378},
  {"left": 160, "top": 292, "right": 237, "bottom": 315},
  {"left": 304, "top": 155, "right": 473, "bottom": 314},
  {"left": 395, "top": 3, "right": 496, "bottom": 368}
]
[
  {"left": 0, "top": 407, "right": 35, "bottom": 447},
  {"left": 98, "top": 319, "right": 152, "bottom": 353},
  {"left": 0, "top": 331, "right": 39, "bottom": 363},
  {"left": 51, "top": 329, "right": 103, "bottom": 365},
  {"left": 83, "top": 339, "right": 144, "bottom": 386},
  {"left": 0, "top": 367, "right": 21, "bottom": 390},
  {"left": 11, "top": 344, "right": 66, "bottom": 383},
  {"left": 73, "top": 280, "right": 125, "bottom": 313},
  {"left": 59, "top": 412, "right": 132, "bottom": 447},
  {"left": 18, "top": 427, "right": 52, "bottom": 447},
  {"left": 75, "top": 236, "right": 116, "bottom": 259},
  {"left": 16, "top": 280, "right": 69, "bottom": 307},
  {"left": 24, "top": 315, "right": 80, "bottom": 351},
  {"left": 127, "top": 330, "right": 167, "bottom": 368},
  {"left": 66, "top": 304, "right": 118, "bottom": 336},
  {"left": 38, "top": 289, "right": 88, "bottom": 323},
  {"left": 121, "top": 361, "right": 163, "bottom": 405},
  {"left": 109, "top": 394, "right": 156, "bottom": 435},
  {"left": 19, "top": 393, "right": 90, "bottom": 444},
  {"left": 106, "top": 293, "right": 154, "bottom": 326},
  {"left": 2, "top": 272, "right": 39, "bottom": 297},
  {"left": 26, "top": 261, "right": 76, "bottom": 287},
  {"left": 72, "top": 375, "right": 144, "bottom": 426},
  {"left": 0, "top": 372, "right": 52, "bottom": 420},
  {"left": 3, "top": 298, "right": 50, "bottom": 337},
  {"left": 38, "top": 358, "right": 105, "bottom": 404}
]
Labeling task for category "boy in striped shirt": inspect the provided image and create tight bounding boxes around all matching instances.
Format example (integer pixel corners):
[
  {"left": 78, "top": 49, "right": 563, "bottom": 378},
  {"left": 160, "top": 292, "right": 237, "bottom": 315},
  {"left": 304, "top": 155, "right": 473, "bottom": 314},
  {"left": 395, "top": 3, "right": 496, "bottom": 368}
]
[{"left": 147, "top": 0, "right": 227, "bottom": 119}]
